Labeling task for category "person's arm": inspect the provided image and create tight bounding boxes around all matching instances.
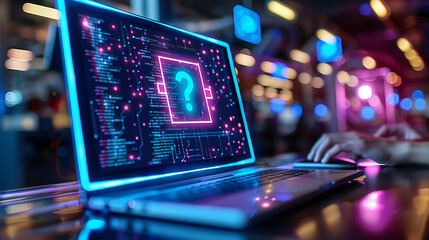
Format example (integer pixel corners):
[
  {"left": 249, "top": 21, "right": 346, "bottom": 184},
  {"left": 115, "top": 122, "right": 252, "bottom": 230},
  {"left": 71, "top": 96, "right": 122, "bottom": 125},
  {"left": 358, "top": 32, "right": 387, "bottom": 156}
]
[
  {"left": 400, "top": 141, "right": 429, "bottom": 165},
  {"left": 306, "top": 131, "right": 429, "bottom": 166},
  {"left": 374, "top": 123, "right": 428, "bottom": 141}
]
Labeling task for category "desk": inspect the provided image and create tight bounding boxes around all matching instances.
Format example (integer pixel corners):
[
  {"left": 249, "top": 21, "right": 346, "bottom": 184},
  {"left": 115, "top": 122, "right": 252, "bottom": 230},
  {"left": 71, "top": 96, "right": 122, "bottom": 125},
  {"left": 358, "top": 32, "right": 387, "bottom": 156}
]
[{"left": 1, "top": 164, "right": 429, "bottom": 239}]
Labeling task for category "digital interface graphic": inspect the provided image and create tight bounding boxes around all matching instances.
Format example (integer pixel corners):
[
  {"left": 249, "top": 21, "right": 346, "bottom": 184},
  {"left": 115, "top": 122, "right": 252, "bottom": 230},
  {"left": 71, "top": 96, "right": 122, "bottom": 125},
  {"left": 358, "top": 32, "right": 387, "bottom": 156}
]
[{"left": 74, "top": 12, "right": 250, "bottom": 172}]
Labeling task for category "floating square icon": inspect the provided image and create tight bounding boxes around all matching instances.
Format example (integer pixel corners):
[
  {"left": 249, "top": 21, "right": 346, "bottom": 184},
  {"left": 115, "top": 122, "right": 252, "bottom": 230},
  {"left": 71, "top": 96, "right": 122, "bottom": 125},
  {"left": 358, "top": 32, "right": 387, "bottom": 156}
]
[
  {"left": 233, "top": 5, "right": 261, "bottom": 45},
  {"left": 157, "top": 56, "right": 213, "bottom": 125}
]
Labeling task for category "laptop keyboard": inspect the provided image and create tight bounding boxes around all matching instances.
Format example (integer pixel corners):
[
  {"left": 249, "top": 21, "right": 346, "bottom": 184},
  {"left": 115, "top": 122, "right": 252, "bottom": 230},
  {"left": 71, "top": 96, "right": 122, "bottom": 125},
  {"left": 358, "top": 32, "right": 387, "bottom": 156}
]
[{"left": 141, "top": 169, "right": 313, "bottom": 202}]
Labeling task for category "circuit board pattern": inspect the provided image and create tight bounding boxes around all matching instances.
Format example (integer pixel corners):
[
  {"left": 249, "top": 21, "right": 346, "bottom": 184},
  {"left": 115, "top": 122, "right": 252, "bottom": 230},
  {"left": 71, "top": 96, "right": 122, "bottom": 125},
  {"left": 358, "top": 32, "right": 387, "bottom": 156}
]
[{"left": 78, "top": 14, "right": 249, "bottom": 170}]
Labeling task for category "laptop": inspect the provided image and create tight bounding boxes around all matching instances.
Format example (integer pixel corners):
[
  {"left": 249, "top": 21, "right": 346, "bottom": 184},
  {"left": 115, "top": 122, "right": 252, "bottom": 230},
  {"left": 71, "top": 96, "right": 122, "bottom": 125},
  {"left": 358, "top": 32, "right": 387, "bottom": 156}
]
[{"left": 56, "top": 0, "right": 362, "bottom": 229}]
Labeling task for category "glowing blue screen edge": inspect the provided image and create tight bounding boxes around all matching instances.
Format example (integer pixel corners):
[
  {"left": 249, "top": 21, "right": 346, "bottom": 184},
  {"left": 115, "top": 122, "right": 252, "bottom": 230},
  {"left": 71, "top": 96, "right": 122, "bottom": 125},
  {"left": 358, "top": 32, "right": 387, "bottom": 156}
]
[{"left": 56, "top": 0, "right": 255, "bottom": 192}]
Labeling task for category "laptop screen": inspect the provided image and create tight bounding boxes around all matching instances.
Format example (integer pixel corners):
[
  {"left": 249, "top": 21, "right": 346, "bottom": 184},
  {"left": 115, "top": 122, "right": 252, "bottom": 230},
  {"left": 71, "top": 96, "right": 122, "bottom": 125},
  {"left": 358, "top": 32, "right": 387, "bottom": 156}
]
[{"left": 58, "top": 0, "right": 254, "bottom": 190}]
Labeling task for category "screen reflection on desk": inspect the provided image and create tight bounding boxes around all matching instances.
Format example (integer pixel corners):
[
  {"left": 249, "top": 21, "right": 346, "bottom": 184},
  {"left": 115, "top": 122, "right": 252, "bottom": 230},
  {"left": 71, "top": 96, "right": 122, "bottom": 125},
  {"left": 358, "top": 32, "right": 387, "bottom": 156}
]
[{"left": 78, "top": 216, "right": 253, "bottom": 240}]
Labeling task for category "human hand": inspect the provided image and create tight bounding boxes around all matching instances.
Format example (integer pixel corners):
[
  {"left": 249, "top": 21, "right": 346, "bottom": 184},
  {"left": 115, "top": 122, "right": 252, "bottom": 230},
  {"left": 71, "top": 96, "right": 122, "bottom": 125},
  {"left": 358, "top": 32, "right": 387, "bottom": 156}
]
[
  {"left": 307, "top": 132, "right": 397, "bottom": 164},
  {"left": 374, "top": 123, "right": 424, "bottom": 141}
]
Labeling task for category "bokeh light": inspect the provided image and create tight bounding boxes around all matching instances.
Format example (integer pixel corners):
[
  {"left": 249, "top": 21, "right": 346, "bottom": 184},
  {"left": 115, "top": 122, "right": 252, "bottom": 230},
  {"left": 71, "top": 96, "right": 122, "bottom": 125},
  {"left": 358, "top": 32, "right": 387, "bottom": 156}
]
[
  {"left": 360, "top": 106, "right": 376, "bottom": 121},
  {"left": 385, "top": 72, "right": 401, "bottom": 86},
  {"left": 298, "top": 72, "right": 312, "bottom": 84},
  {"left": 400, "top": 98, "right": 412, "bottom": 110},
  {"left": 346, "top": 75, "right": 359, "bottom": 87},
  {"left": 358, "top": 85, "right": 372, "bottom": 99},
  {"left": 336, "top": 70, "right": 350, "bottom": 85},
  {"left": 311, "top": 77, "right": 325, "bottom": 89},
  {"left": 314, "top": 104, "right": 328, "bottom": 118},
  {"left": 269, "top": 98, "right": 286, "bottom": 114},
  {"left": 362, "top": 56, "right": 376, "bottom": 69},
  {"left": 359, "top": 3, "right": 372, "bottom": 16},
  {"left": 386, "top": 93, "right": 399, "bottom": 106},
  {"left": 290, "top": 104, "right": 303, "bottom": 119},
  {"left": 412, "top": 90, "right": 424, "bottom": 100},
  {"left": 415, "top": 98, "right": 426, "bottom": 111}
]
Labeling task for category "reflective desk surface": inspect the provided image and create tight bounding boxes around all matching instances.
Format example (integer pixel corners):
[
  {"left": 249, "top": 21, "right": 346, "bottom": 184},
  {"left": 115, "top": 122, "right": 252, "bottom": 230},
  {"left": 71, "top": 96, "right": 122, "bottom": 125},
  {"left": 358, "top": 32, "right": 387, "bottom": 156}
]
[{"left": 2, "top": 161, "right": 429, "bottom": 240}]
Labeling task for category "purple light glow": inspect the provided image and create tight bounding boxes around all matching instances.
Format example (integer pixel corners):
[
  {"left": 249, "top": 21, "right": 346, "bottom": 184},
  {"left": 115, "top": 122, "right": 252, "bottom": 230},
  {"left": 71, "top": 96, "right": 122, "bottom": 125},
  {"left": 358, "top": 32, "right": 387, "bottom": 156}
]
[{"left": 357, "top": 190, "right": 399, "bottom": 233}]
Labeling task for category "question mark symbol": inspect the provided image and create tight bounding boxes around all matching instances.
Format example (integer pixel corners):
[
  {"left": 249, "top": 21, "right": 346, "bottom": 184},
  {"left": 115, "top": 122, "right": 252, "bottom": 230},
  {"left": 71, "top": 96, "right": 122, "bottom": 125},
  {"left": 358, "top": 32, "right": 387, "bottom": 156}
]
[{"left": 175, "top": 71, "right": 194, "bottom": 112}]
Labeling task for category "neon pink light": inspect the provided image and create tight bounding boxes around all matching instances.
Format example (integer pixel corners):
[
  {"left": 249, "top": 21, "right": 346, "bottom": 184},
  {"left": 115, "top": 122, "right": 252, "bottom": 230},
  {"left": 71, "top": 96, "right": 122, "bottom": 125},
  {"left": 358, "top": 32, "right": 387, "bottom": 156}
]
[
  {"left": 157, "top": 82, "right": 166, "bottom": 94},
  {"left": 204, "top": 88, "right": 213, "bottom": 99},
  {"left": 158, "top": 56, "right": 213, "bottom": 125}
]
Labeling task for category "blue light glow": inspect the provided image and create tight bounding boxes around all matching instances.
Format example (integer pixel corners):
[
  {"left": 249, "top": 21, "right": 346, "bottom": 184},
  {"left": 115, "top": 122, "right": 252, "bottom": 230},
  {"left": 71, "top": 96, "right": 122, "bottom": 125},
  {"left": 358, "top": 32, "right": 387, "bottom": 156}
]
[
  {"left": 360, "top": 106, "right": 375, "bottom": 121},
  {"left": 78, "top": 219, "right": 106, "bottom": 240},
  {"left": 269, "top": 98, "right": 286, "bottom": 114},
  {"left": 415, "top": 98, "right": 426, "bottom": 111},
  {"left": 314, "top": 104, "right": 328, "bottom": 118},
  {"left": 233, "top": 5, "right": 261, "bottom": 45},
  {"left": 57, "top": 0, "right": 255, "bottom": 191},
  {"left": 316, "top": 36, "right": 343, "bottom": 63},
  {"left": 386, "top": 93, "right": 399, "bottom": 106},
  {"left": 359, "top": 3, "right": 372, "bottom": 16},
  {"left": 412, "top": 90, "right": 424, "bottom": 100},
  {"left": 290, "top": 104, "right": 303, "bottom": 119},
  {"left": 400, "top": 98, "right": 413, "bottom": 111},
  {"left": 273, "top": 62, "right": 288, "bottom": 79}
]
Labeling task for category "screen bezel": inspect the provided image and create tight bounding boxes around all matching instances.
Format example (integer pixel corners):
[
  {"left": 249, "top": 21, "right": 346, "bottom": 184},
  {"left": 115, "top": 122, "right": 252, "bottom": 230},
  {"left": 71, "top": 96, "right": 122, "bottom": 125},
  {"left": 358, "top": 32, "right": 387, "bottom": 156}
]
[{"left": 56, "top": 0, "right": 255, "bottom": 192}]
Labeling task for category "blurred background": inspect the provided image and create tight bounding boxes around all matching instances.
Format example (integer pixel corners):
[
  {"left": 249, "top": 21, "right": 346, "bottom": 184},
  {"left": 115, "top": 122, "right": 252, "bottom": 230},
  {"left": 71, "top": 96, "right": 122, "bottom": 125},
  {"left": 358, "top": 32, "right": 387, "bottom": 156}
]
[{"left": 1, "top": 0, "right": 428, "bottom": 190}]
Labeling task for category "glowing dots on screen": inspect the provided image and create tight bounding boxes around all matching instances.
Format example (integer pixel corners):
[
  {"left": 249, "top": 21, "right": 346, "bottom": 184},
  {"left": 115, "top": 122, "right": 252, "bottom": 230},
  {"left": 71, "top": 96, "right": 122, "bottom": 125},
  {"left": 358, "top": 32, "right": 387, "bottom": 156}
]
[
  {"left": 386, "top": 93, "right": 399, "bottom": 106},
  {"left": 358, "top": 85, "right": 372, "bottom": 100},
  {"left": 290, "top": 104, "right": 303, "bottom": 119},
  {"left": 415, "top": 98, "right": 426, "bottom": 111},
  {"left": 412, "top": 90, "right": 424, "bottom": 100},
  {"left": 82, "top": 18, "right": 89, "bottom": 27},
  {"left": 269, "top": 98, "right": 286, "bottom": 114},
  {"left": 124, "top": 105, "right": 129, "bottom": 110},
  {"left": 314, "top": 104, "right": 328, "bottom": 118},
  {"left": 400, "top": 98, "right": 412, "bottom": 110},
  {"left": 360, "top": 106, "right": 376, "bottom": 121}
]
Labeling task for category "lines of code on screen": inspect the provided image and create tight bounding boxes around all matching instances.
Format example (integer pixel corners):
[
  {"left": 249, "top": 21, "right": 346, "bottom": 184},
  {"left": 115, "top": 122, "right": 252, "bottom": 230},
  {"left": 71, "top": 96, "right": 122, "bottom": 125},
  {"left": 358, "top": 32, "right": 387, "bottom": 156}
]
[{"left": 78, "top": 14, "right": 249, "bottom": 170}]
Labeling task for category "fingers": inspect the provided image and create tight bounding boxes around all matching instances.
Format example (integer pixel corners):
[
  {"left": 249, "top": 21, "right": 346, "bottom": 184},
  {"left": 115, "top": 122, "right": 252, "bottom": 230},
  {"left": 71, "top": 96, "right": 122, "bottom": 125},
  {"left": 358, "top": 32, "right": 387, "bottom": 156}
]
[
  {"left": 307, "top": 134, "right": 327, "bottom": 160},
  {"left": 321, "top": 144, "right": 343, "bottom": 163},
  {"left": 374, "top": 125, "right": 387, "bottom": 137},
  {"left": 314, "top": 138, "right": 332, "bottom": 162},
  {"left": 307, "top": 132, "right": 359, "bottom": 163}
]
